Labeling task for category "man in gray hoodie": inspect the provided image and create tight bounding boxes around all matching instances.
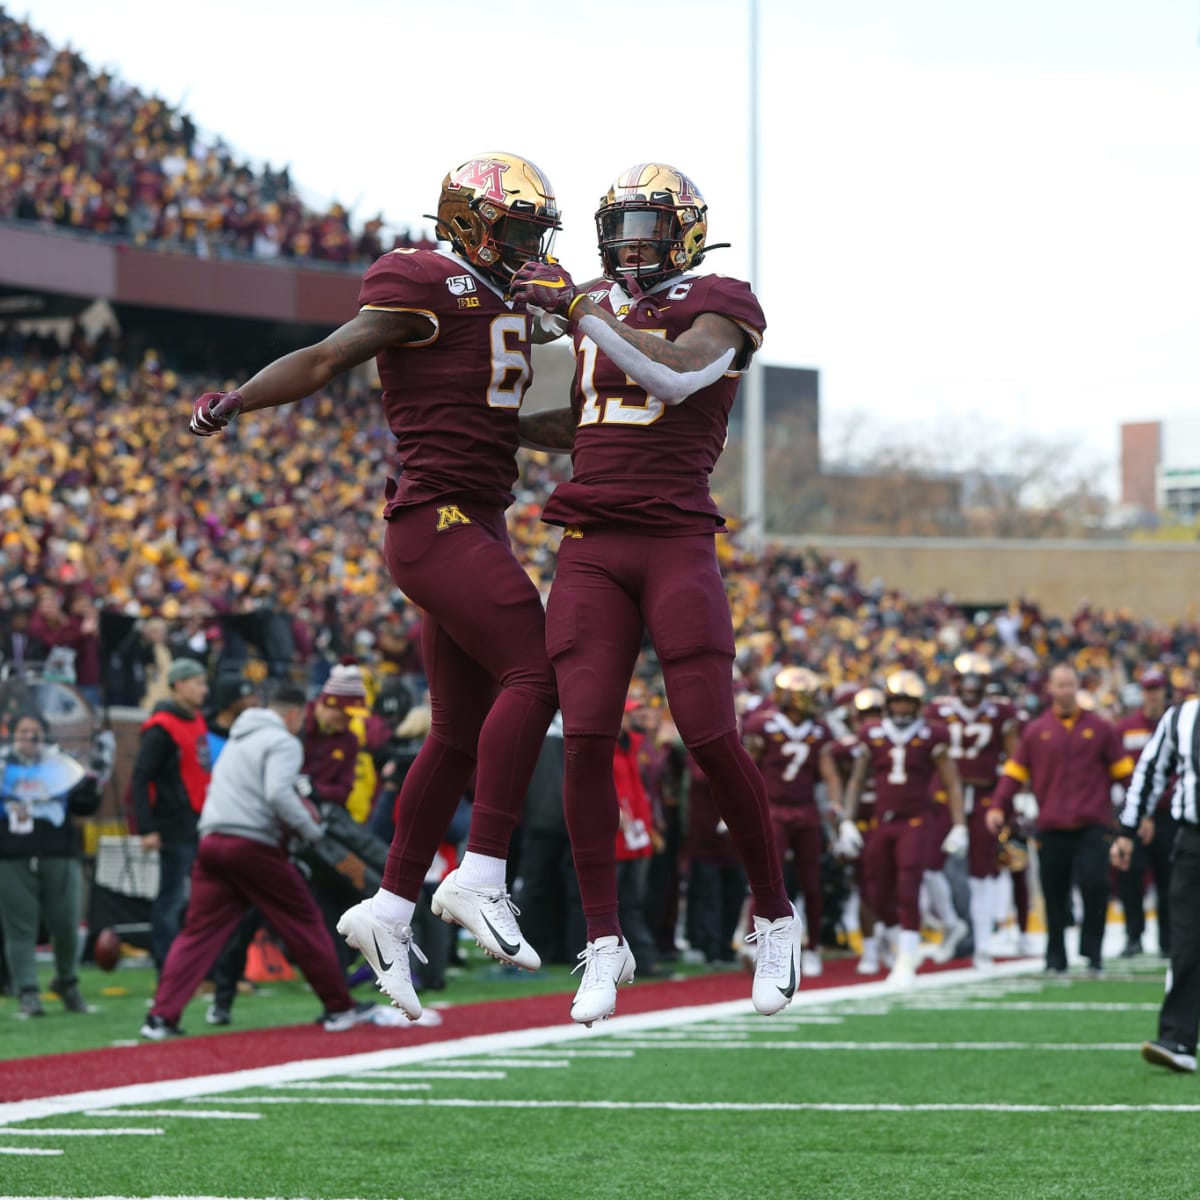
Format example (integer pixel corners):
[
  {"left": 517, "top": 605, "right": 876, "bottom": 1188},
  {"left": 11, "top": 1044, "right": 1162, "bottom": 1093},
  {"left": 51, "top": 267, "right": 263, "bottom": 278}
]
[{"left": 140, "top": 683, "right": 380, "bottom": 1038}]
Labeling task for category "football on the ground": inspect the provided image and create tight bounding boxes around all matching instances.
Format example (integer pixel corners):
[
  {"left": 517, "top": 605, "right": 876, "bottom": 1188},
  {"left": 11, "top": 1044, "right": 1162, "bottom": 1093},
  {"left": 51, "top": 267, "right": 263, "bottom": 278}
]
[{"left": 93, "top": 927, "right": 121, "bottom": 972}]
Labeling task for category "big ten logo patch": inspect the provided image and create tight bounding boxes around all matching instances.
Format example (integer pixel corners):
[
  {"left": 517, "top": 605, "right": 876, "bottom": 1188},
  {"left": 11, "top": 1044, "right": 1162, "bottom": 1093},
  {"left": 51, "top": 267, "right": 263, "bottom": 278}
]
[
  {"left": 436, "top": 504, "right": 472, "bottom": 531},
  {"left": 457, "top": 296, "right": 481, "bottom": 308}
]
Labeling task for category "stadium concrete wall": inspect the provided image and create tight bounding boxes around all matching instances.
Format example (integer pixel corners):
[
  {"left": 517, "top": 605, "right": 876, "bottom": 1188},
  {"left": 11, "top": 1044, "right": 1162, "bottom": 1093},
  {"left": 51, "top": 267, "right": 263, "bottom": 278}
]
[{"left": 792, "top": 535, "right": 1200, "bottom": 622}]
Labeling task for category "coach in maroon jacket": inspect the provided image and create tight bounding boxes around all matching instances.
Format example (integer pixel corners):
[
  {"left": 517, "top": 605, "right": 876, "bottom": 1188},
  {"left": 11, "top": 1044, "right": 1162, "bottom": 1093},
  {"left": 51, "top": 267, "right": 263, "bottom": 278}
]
[{"left": 988, "top": 663, "right": 1134, "bottom": 974}]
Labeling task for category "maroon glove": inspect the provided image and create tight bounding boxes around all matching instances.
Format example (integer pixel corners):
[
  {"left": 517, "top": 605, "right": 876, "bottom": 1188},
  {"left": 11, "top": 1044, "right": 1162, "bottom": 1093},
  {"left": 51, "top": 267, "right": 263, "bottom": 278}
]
[
  {"left": 509, "top": 261, "right": 578, "bottom": 317},
  {"left": 189, "top": 390, "right": 244, "bottom": 436}
]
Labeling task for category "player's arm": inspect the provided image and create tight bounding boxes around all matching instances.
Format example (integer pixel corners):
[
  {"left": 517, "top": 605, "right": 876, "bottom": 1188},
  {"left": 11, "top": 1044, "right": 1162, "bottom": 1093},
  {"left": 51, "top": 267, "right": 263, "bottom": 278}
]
[
  {"left": 934, "top": 748, "right": 965, "bottom": 826},
  {"left": 519, "top": 406, "right": 576, "bottom": 452},
  {"left": 190, "top": 308, "right": 433, "bottom": 433},
  {"left": 818, "top": 741, "right": 845, "bottom": 818},
  {"left": 841, "top": 751, "right": 869, "bottom": 823},
  {"left": 508, "top": 262, "right": 745, "bottom": 404}
]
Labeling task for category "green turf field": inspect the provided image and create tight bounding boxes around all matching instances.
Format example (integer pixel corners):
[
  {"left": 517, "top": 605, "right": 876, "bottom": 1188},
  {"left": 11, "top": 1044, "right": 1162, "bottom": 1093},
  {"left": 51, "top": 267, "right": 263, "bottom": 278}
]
[{"left": 3, "top": 962, "right": 1198, "bottom": 1200}]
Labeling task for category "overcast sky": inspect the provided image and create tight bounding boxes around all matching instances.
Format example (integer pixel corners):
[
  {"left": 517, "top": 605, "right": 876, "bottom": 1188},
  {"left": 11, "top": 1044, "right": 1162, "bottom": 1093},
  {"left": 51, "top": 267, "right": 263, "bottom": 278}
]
[{"left": 16, "top": 0, "right": 1200, "bottom": 480}]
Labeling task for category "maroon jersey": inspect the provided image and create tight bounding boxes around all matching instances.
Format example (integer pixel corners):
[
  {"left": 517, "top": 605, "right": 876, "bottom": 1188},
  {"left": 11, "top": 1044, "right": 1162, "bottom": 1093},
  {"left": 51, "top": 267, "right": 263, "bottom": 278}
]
[
  {"left": 857, "top": 717, "right": 950, "bottom": 819},
  {"left": 925, "top": 697, "right": 1016, "bottom": 788},
  {"left": 541, "top": 273, "right": 766, "bottom": 533},
  {"left": 742, "top": 704, "right": 833, "bottom": 812},
  {"left": 1115, "top": 708, "right": 1172, "bottom": 812},
  {"left": 358, "top": 248, "right": 534, "bottom": 514},
  {"left": 992, "top": 709, "right": 1134, "bottom": 831}
]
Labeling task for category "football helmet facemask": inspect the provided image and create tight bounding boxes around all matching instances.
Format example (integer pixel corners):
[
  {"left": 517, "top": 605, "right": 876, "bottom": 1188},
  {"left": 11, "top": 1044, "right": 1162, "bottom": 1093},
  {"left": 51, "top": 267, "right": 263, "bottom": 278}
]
[
  {"left": 884, "top": 670, "right": 926, "bottom": 728},
  {"left": 773, "top": 666, "right": 821, "bottom": 720},
  {"left": 596, "top": 163, "right": 708, "bottom": 289},
  {"left": 433, "top": 152, "right": 561, "bottom": 285}
]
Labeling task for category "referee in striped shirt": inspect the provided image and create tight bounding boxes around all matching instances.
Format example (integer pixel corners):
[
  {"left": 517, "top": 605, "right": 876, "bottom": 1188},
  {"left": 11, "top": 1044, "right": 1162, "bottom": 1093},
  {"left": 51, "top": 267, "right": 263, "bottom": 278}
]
[{"left": 1113, "top": 696, "right": 1200, "bottom": 1073}]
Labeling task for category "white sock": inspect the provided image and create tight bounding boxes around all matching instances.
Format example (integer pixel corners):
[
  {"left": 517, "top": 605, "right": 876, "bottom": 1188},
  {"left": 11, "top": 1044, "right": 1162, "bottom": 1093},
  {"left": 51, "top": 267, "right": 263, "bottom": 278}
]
[
  {"left": 924, "top": 870, "right": 956, "bottom": 929},
  {"left": 897, "top": 928, "right": 921, "bottom": 959},
  {"left": 969, "top": 876, "right": 995, "bottom": 957},
  {"left": 842, "top": 889, "right": 861, "bottom": 935},
  {"left": 370, "top": 888, "right": 416, "bottom": 929},
  {"left": 456, "top": 851, "right": 507, "bottom": 889}
]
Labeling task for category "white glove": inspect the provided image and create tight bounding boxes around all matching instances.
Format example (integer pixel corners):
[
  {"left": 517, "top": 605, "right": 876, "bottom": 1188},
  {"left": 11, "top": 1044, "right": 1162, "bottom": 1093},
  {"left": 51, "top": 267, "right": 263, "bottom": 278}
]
[
  {"left": 294, "top": 774, "right": 313, "bottom": 798},
  {"left": 837, "top": 819, "right": 864, "bottom": 859},
  {"left": 941, "top": 824, "right": 969, "bottom": 857}
]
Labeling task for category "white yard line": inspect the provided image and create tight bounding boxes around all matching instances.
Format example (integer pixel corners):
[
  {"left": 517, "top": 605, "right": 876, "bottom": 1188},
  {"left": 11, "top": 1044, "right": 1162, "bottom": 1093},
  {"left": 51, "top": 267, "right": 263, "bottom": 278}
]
[{"left": 81, "top": 1110, "right": 260, "bottom": 1120}]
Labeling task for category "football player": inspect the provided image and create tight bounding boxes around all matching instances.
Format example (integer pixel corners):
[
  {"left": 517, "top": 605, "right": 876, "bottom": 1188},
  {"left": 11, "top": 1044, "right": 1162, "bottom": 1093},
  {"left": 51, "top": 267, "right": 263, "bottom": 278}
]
[
  {"left": 842, "top": 670, "right": 966, "bottom": 984},
  {"left": 829, "top": 687, "right": 893, "bottom": 974},
  {"left": 926, "top": 652, "right": 1018, "bottom": 966},
  {"left": 507, "top": 163, "right": 802, "bottom": 1025},
  {"left": 188, "top": 153, "right": 563, "bottom": 1019},
  {"left": 742, "top": 666, "right": 843, "bottom": 978},
  {"left": 1112, "top": 667, "right": 1176, "bottom": 957}
]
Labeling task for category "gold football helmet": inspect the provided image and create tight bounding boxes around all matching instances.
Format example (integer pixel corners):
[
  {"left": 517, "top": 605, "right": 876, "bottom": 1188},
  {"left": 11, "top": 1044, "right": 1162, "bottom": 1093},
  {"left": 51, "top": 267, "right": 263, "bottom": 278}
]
[
  {"left": 596, "top": 163, "right": 708, "bottom": 288},
  {"left": 953, "top": 651, "right": 992, "bottom": 706},
  {"left": 773, "top": 666, "right": 821, "bottom": 719},
  {"left": 884, "top": 670, "right": 925, "bottom": 727},
  {"left": 433, "top": 152, "right": 561, "bottom": 284},
  {"left": 853, "top": 687, "right": 885, "bottom": 716}
]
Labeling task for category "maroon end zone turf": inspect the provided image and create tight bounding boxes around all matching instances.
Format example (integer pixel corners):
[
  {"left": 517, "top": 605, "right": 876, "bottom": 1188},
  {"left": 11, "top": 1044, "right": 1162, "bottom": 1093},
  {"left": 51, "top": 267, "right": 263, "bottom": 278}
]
[{"left": 0, "top": 956, "right": 976, "bottom": 1102}]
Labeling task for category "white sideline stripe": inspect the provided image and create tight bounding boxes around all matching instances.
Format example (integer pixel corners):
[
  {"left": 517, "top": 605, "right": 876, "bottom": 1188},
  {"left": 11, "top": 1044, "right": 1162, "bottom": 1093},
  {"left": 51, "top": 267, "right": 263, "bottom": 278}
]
[
  {"left": 175, "top": 1098, "right": 1200, "bottom": 1114},
  {"left": 82, "top": 1109, "right": 260, "bottom": 1120},
  {"left": 301, "top": 1070, "right": 506, "bottom": 1081},
  {"left": 0, "top": 958, "right": 1038, "bottom": 1126},
  {"left": 604, "top": 1040, "right": 1144, "bottom": 1051},
  {"left": 0, "top": 1196, "right": 376, "bottom": 1199},
  {"left": 0, "top": 1149, "right": 63, "bottom": 1156},
  {"left": 0, "top": 1128, "right": 163, "bottom": 1136},
  {"left": 906, "top": 1001, "right": 1160, "bottom": 1012},
  {"left": 702, "top": 1016, "right": 846, "bottom": 1026},
  {"left": 265, "top": 1082, "right": 430, "bottom": 1091},
  {"left": 376, "top": 1060, "right": 570, "bottom": 1070},
  {"left": 616, "top": 1041, "right": 1144, "bottom": 1051},
  {"left": 506, "top": 1049, "right": 635, "bottom": 1058}
]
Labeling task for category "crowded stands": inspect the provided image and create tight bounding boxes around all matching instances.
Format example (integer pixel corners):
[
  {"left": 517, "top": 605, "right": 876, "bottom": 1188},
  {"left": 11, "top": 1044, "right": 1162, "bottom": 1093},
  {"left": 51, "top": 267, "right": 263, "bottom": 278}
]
[{"left": 0, "top": 7, "right": 432, "bottom": 262}]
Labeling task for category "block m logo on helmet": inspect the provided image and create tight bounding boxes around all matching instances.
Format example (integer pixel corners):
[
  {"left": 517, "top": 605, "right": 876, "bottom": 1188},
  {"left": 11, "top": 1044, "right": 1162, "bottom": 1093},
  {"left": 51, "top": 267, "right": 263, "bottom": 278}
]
[{"left": 449, "top": 158, "right": 509, "bottom": 204}]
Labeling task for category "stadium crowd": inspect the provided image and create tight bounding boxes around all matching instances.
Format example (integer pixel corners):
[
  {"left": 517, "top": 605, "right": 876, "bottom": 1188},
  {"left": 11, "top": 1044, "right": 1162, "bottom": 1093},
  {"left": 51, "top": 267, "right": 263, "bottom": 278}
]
[{"left": 0, "top": 8, "right": 432, "bottom": 263}]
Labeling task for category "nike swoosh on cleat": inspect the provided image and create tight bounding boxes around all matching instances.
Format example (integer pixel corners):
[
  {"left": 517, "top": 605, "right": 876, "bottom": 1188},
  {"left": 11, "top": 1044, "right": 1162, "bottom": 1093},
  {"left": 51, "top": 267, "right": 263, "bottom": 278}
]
[
  {"left": 480, "top": 913, "right": 521, "bottom": 958},
  {"left": 372, "top": 932, "right": 394, "bottom": 972},
  {"left": 777, "top": 956, "right": 797, "bottom": 1000}
]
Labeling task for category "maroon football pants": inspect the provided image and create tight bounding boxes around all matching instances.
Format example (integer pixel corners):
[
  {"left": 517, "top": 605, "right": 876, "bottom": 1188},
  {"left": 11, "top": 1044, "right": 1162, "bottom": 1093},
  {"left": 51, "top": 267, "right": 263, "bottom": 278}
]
[
  {"left": 150, "top": 833, "right": 352, "bottom": 1024},
  {"left": 547, "top": 529, "right": 789, "bottom": 941},
  {"left": 380, "top": 501, "right": 557, "bottom": 899},
  {"left": 863, "top": 816, "right": 927, "bottom": 932},
  {"left": 771, "top": 811, "right": 823, "bottom": 949}
]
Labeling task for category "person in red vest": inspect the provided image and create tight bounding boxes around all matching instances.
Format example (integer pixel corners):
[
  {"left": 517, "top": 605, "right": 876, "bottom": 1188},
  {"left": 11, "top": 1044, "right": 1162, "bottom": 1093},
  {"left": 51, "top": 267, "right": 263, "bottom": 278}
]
[{"left": 130, "top": 658, "right": 211, "bottom": 970}]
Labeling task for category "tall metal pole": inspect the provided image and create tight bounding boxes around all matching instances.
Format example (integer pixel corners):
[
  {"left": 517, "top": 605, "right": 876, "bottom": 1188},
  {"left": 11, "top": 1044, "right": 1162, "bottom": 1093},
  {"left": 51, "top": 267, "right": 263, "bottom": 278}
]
[{"left": 742, "top": 0, "right": 766, "bottom": 549}]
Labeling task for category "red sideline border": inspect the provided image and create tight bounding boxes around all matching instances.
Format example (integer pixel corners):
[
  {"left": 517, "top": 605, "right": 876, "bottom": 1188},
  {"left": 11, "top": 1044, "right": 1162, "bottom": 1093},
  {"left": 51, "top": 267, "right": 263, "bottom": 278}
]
[{"left": 0, "top": 957, "right": 978, "bottom": 1103}]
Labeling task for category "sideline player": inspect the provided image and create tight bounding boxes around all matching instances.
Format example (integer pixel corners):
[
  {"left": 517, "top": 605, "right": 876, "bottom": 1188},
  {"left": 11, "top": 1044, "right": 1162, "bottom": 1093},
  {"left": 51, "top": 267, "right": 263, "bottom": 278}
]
[
  {"left": 742, "top": 667, "right": 843, "bottom": 977},
  {"left": 927, "top": 653, "right": 1017, "bottom": 965},
  {"left": 188, "top": 153, "right": 561, "bottom": 1018},
  {"left": 842, "top": 671, "right": 966, "bottom": 984},
  {"left": 510, "top": 162, "right": 803, "bottom": 1025}
]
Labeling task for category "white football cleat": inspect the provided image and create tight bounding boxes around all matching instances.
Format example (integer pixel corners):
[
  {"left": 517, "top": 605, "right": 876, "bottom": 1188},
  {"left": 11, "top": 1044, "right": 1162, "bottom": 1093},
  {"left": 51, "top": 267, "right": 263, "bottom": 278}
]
[
  {"left": 745, "top": 905, "right": 803, "bottom": 1016},
  {"left": 887, "top": 950, "right": 919, "bottom": 986},
  {"left": 801, "top": 948, "right": 824, "bottom": 978},
  {"left": 336, "top": 900, "right": 426, "bottom": 1020},
  {"left": 430, "top": 869, "right": 541, "bottom": 971},
  {"left": 570, "top": 936, "right": 636, "bottom": 1026}
]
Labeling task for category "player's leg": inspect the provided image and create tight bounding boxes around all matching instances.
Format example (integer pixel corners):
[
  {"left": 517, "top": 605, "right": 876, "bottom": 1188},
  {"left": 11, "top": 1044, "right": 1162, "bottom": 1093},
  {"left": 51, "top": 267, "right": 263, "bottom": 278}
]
[
  {"left": 546, "top": 532, "right": 644, "bottom": 1024},
  {"left": 644, "top": 536, "right": 790, "bottom": 921},
  {"left": 890, "top": 820, "right": 927, "bottom": 983},
  {"left": 355, "top": 506, "right": 554, "bottom": 975}
]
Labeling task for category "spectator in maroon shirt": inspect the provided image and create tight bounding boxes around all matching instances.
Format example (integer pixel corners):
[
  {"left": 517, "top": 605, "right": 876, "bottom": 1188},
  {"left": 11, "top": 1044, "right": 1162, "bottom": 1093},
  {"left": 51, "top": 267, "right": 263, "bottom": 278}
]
[
  {"left": 988, "top": 662, "right": 1134, "bottom": 975},
  {"left": 300, "top": 665, "right": 364, "bottom": 811}
]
